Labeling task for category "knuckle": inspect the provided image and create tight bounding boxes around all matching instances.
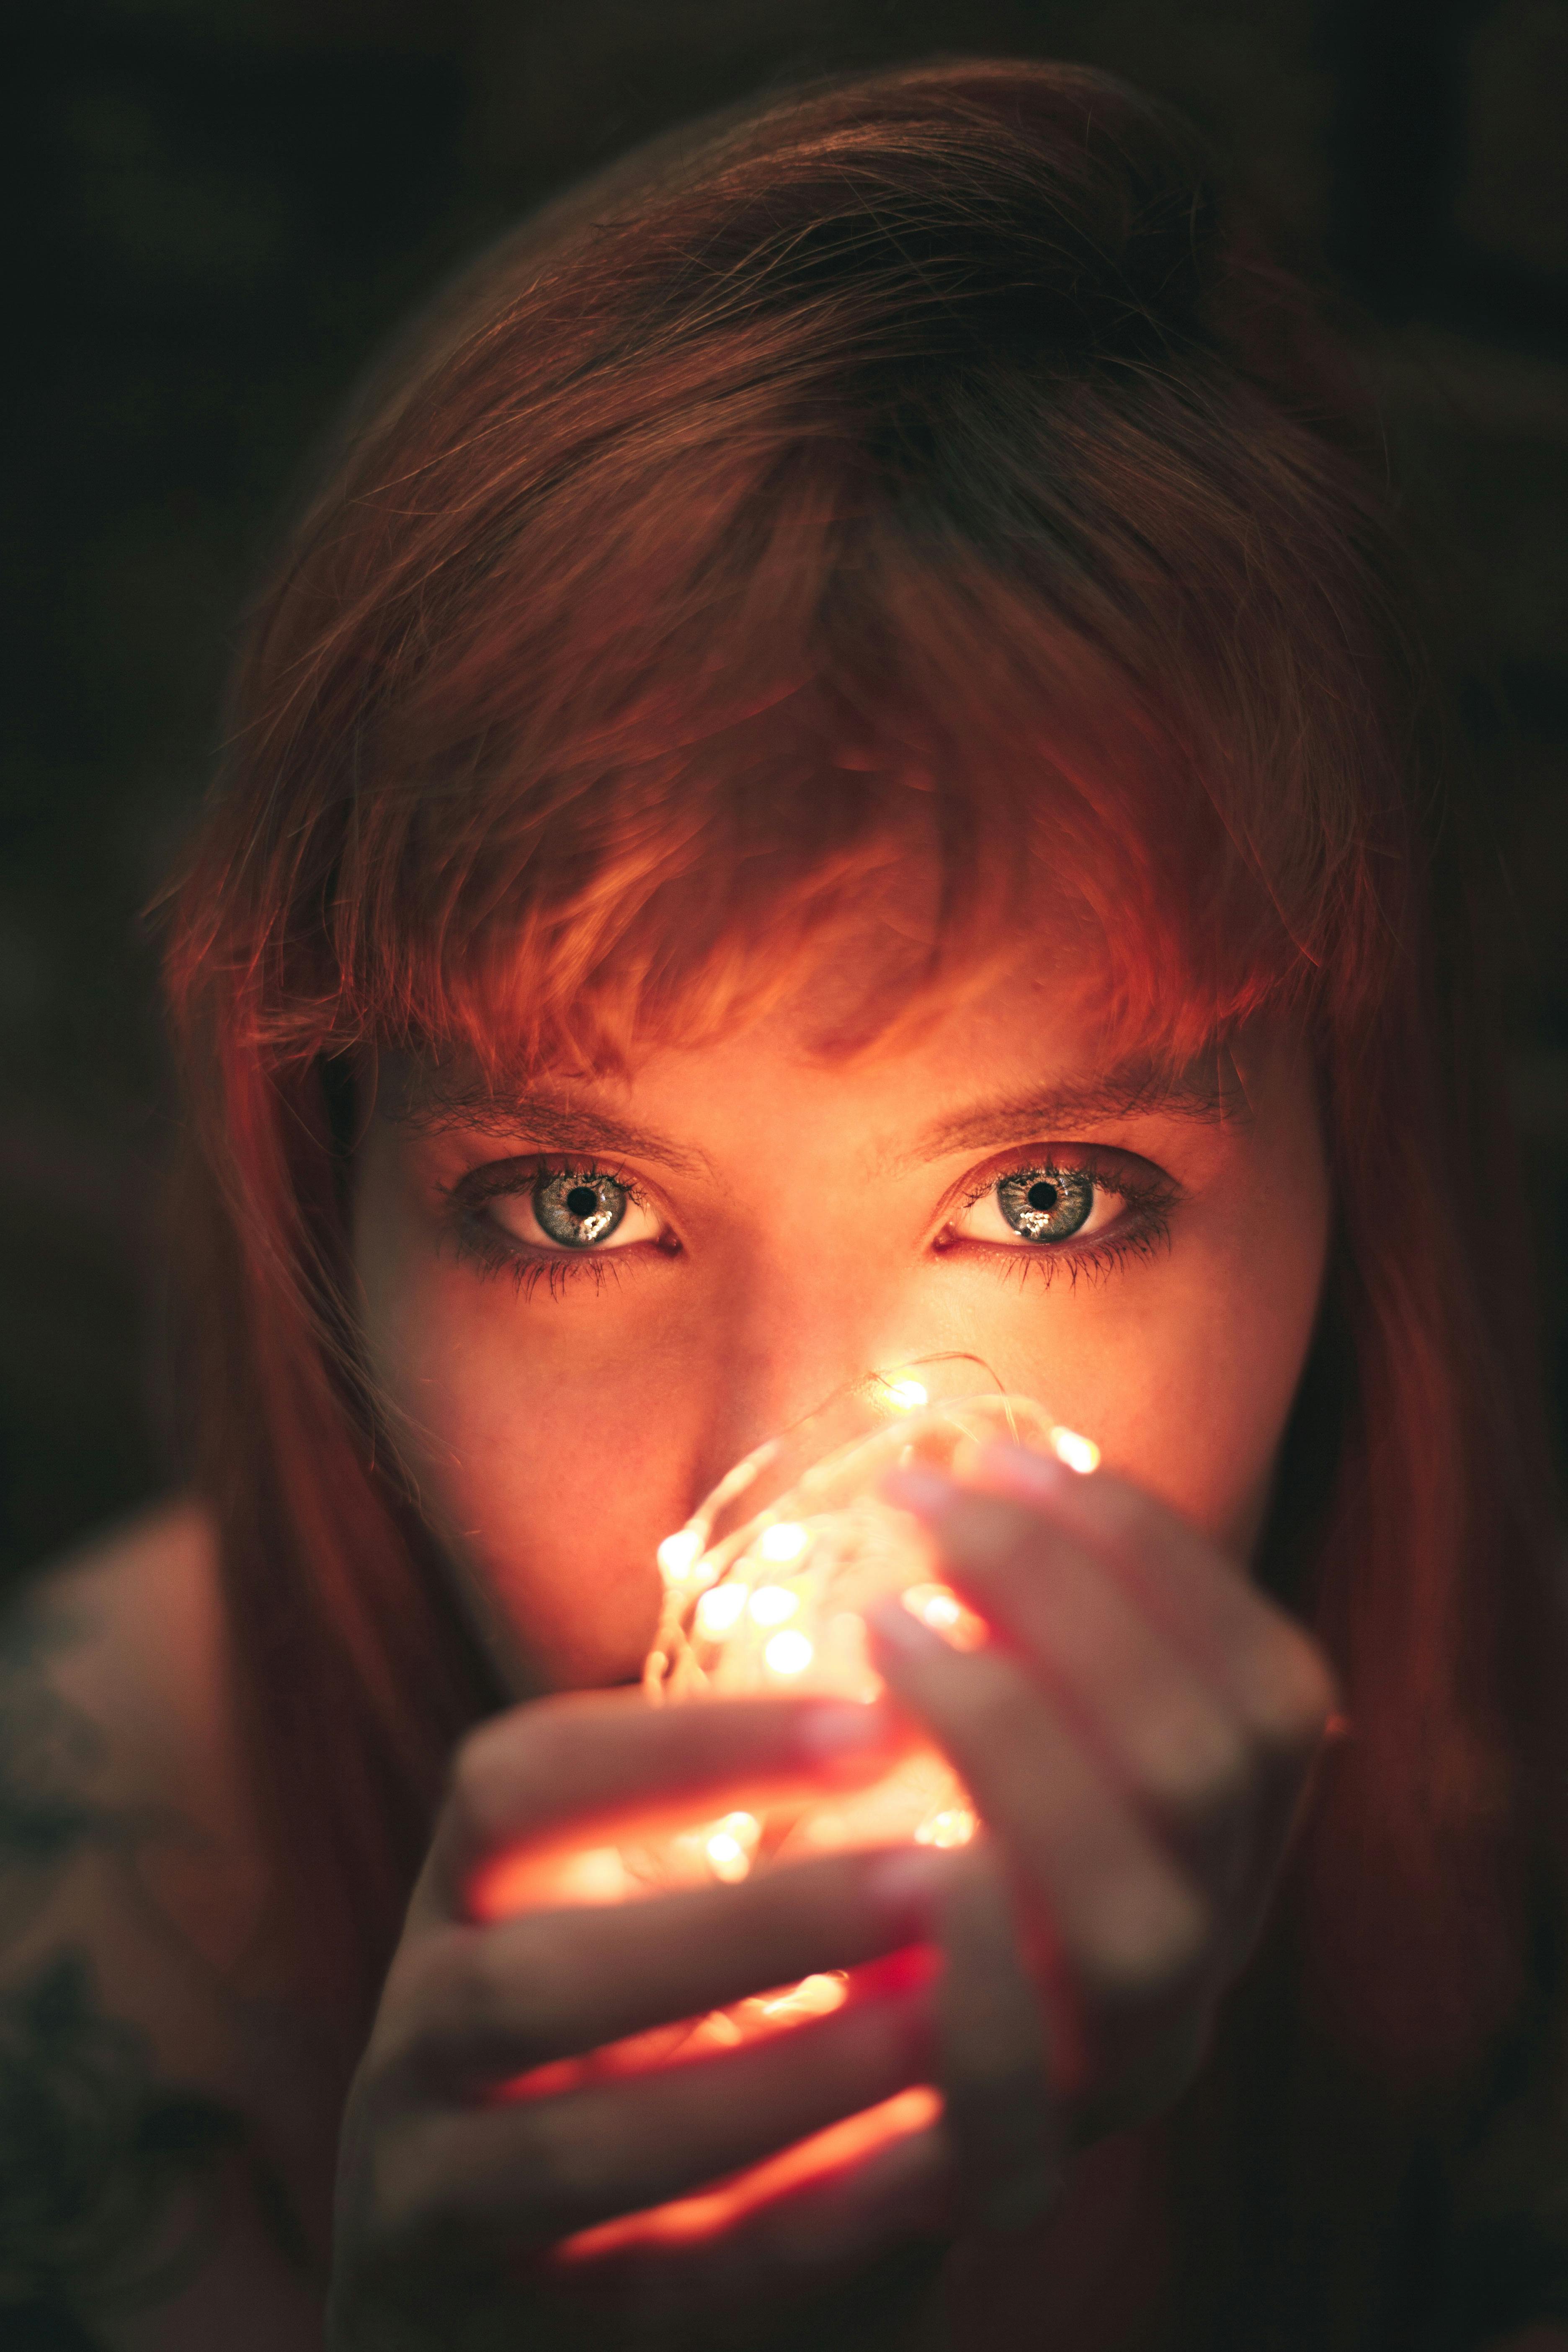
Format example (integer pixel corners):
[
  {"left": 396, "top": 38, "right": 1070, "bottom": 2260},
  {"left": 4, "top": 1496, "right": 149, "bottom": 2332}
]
[
  {"left": 446, "top": 1719, "right": 516, "bottom": 1844},
  {"left": 943, "top": 1493, "right": 1040, "bottom": 1578},
  {"left": 1075, "top": 1476, "right": 1151, "bottom": 1551},
  {"left": 448, "top": 1708, "right": 578, "bottom": 1847},
  {"left": 1079, "top": 1870, "right": 1210, "bottom": 2007},
  {"left": 1138, "top": 1707, "right": 1251, "bottom": 1826},
  {"left": 449, "top": 1922, "right": 559, "bottom": 2066},
  {"left": 1242, "top": 1634, "right": 1337, "bottom": 1759},
  {"left": 977, "top": 1661, "right": 1051, "bottom": 1743},
  {"left": 368, "top": 2115, "right": 459, "bottom": 2241},
  {"left": 367, "top": 1931, "right": 485, "bottom": 2089},
  {"left": 516, "top": 2099, "right": 609, "bottom": 2223}
]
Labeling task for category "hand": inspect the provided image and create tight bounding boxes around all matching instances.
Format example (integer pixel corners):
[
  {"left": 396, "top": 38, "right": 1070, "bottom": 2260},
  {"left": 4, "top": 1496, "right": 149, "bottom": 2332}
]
[
  {"left": 327, "top": 1688, "right": 957, "bottom": 2348},
  {"left": 868, "top": 1443, "right": 1338, "bottom": 2235}
]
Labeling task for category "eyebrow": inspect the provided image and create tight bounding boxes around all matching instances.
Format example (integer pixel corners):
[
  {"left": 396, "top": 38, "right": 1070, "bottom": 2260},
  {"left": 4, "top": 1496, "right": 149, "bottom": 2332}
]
[
  {"left": 389, "top": 1049, "right": 1243, "bottom": 1175},
  {"left": 904, "top": 1053, "right": 1243, "bottom": 1164},
  {"left": 388, "top": 1077, "right": 709, "bottom": 1174}
]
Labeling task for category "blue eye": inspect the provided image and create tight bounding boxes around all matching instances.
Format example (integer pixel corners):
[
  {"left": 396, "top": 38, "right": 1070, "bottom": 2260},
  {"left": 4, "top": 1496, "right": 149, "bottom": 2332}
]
[
  {"left": 532, "top": 1169, "right": 629, "bottom": 1248},
  {"left": 952, "top": 1162, "right": 1111, "bottom": 1250},
  {"left": 995, "top": 1167, "right": 1094, "bottom": 1243}
]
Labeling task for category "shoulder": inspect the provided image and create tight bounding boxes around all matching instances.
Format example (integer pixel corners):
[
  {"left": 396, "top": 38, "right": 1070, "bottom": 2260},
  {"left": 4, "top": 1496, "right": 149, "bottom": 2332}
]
[
  {"left": 2, "top": 1497, "right": 266, "bottom": 1973},
  {"left": 0, "top": 1501, "right": 337, "bottom": 2346}
]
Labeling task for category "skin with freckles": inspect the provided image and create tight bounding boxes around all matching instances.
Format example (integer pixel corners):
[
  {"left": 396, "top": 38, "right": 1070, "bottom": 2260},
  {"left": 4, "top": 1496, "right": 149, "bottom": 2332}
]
[{"left": 351, "top": 936, "right": 1331, "bottom": 1700}]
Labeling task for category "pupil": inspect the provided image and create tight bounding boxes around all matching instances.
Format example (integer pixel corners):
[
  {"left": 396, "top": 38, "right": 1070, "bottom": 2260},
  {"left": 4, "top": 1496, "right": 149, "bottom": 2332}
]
[
  {"left": 565, "top": 1184, "right": 599, "bottom": 1221},
  {"left": 1026, "top": 1181, "right": 1059, "bottom": 1214}
]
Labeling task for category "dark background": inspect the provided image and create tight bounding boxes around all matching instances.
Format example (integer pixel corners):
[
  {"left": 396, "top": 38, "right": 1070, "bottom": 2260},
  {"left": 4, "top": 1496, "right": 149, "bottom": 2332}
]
[{"left": 5, "top": 0, "right": 1567, "bottom": 1585}]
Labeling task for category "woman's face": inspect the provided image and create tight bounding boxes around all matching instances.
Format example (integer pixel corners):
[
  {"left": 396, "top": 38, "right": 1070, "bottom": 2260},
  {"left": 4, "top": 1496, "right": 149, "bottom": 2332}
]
[{"left": 352, "top": 918, "right": 1331, "bottom": 1695}]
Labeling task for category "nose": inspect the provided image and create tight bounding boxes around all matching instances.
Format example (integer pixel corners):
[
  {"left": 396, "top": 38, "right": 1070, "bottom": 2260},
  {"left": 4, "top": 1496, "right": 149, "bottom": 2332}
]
[{"left": 675, "top": 1266, "right": 939, "bottom": 1516}]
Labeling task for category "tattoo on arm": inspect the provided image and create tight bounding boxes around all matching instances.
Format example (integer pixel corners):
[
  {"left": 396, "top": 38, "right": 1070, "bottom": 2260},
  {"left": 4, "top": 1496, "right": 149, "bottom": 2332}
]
[{"left": 0, "top": 1583, "right": 318, "bottom": 2340}]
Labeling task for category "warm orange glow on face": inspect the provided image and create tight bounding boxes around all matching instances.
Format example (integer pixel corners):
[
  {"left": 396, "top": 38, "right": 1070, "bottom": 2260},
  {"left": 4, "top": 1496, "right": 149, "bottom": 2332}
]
[{"left": 550, "top": 2084, "right": 943, "bottom": 2267}]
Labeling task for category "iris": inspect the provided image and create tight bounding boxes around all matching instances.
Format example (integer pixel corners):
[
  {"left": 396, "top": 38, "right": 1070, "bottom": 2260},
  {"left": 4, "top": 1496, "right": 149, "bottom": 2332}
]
[
  {"left": 996, "top": 1166, "right": 1094, "bottom": 1243},
  {"left": 533, "top": 1169, "right": 628, "bottom": 1248}
]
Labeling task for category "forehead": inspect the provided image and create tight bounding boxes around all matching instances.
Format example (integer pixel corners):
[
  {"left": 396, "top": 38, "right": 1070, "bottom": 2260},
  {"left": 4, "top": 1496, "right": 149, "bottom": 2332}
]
[{"left": 383, "top": 923, "right": 1257, "bottom": 1163}]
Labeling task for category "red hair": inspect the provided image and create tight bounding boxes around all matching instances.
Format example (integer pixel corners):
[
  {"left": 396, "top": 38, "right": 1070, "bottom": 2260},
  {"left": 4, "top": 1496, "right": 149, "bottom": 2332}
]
[{"left": 160, "top": 50, "right": 1561, "bottom": 2267}]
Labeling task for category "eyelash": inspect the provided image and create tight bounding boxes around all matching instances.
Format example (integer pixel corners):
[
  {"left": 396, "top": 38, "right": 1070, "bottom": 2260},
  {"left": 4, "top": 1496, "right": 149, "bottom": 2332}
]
[
  {"left": 443, "top": 1152, "right": 1179, "bottom": 1301},
  {"left": 442, "top": 1156, "right": 666, "bottom": 1301}
]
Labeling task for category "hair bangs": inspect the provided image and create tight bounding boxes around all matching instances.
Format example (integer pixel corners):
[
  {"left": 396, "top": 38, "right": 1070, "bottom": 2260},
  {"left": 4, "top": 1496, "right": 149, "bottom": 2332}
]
[{"left": 228, "top": 469, "right": 1396, "bottom": 1093}]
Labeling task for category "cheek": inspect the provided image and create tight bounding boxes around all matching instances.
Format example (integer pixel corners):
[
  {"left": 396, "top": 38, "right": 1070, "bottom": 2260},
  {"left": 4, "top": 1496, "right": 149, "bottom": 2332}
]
[
  {"left": 353, "top": 1167, "right": 683, "bottom": 1692},
  {"left": 1101, "top": 1217, "right": 1327, "bottom": 1553},
  {"left": 980, "top": 1173, "right": 1329, "bottom": 1558}
]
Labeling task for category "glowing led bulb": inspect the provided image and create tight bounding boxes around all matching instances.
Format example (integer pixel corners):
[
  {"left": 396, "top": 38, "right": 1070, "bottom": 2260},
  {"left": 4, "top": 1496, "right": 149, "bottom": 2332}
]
[
  {"left": 695, "top": 1582, "right": 748, "bottom": 1638},
  {"left": 758, "top": 1521, "right": 810, "bottom": 1565},
  {"left": 901, "top": 1581, "right": 987, "bottom": 1651},
  {"left": 656, "top": 1527, "right": 706, "bottom": 1581},
  {"left": 903, "top": 1582, "right": 961, "bottom": 1632},
  {"left": 749, "top": 1585, "right": 799, "bottom": 1627},
  {"left": 764, "top": 1630, "right": 815, "bottom": 1676},
  {"left": 1050, "top": 1426, "right": 1101, "bottom": 1475},
  {"left": 703, "top": 1812, "right": 760, "bottom": 1883},
  {"left": 628, "top": 1376, "right": 1090, "bottom": 2133},
  {"left": 914, "top": 1807, "right": 977, "bottom": 1847},
  {"left": 755, "top": 1972, "right": 847, "bottom": 2020}
]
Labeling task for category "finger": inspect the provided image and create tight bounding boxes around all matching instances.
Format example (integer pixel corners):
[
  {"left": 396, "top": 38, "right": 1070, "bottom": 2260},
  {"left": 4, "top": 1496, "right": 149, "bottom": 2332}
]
[
  {"left": 866, "top": 1603, "right": 1208, "bottom": 2058},
  {"left": 890, "top": 1483, "right": 1261, "bottom": 1901},
  {"left": 384, "top": 1959, "right": 937, "bottom": 2249},
  {"left": 422, "top": 1692, "right": 910, "bottom": 1924},
  {"left": 383, "top": 1843, "right": 954, "bottom": 2095},
  {"left": 954, "top": 1449, "right": 1338, "bottom": 1951},
  {"left": 890, "top": 1462, "right": 1331, "bottom": 1978},
  {"left": 933, "top": 1845, "right": 1065, "bottom": 2235},
  {"left": 548, "top": 2107, "right": 948, "bottom": 2321},
  {"left": 959, "top": 1448, "right": 1338, "bottom": 1758}
]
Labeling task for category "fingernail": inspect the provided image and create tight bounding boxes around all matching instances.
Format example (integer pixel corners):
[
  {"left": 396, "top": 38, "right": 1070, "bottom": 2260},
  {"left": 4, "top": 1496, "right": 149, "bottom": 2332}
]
[
  {"left": 793, "top": 1698, "right": 895, "bottom": 1767},
  {"left": 882, "top": 1465, "right": 958, "bottom": 1519}
]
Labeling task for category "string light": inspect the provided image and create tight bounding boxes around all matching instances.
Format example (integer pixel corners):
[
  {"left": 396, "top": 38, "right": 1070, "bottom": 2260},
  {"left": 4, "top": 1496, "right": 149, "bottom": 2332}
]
[
  {"left": 764, "top": 1629, "right": 815, "bottom": 1676},
  {"left": 1049, "top": 1425, "right": 1100, "bottom": 1475},
  {"left": 758, "top": 1520, "right": 810, "bottom": 1563},
  {"left": 900, "top": 1580, "right": 988, "bottom": 1651},
  {"left": 755, "top": 1973, "right": 847, "bottom": 2019},
  {"left": 703, "top": 1812, "right": 760, "bottom": 1883},
  {"left": 914, "top": 1806, "right": 977, "bottom": 1847},
  {"left": 655, "top": 1526, "right": 706, "bottom": 1581},
  {"left": 748, "top": 1584, "right": 799, "bottom": 1627},
  {"left": 603, "top": 1378, "right": 1103, "bottom": 2250},
  {"left": 695, "top": 1582, "right": 748, "bottom": 1638}
]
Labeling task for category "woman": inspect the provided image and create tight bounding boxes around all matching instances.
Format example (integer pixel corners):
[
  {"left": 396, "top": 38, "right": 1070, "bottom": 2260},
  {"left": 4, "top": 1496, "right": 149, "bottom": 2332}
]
[{"left": 5, "top": 57, "right": 1564, "bottom": 2350}]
